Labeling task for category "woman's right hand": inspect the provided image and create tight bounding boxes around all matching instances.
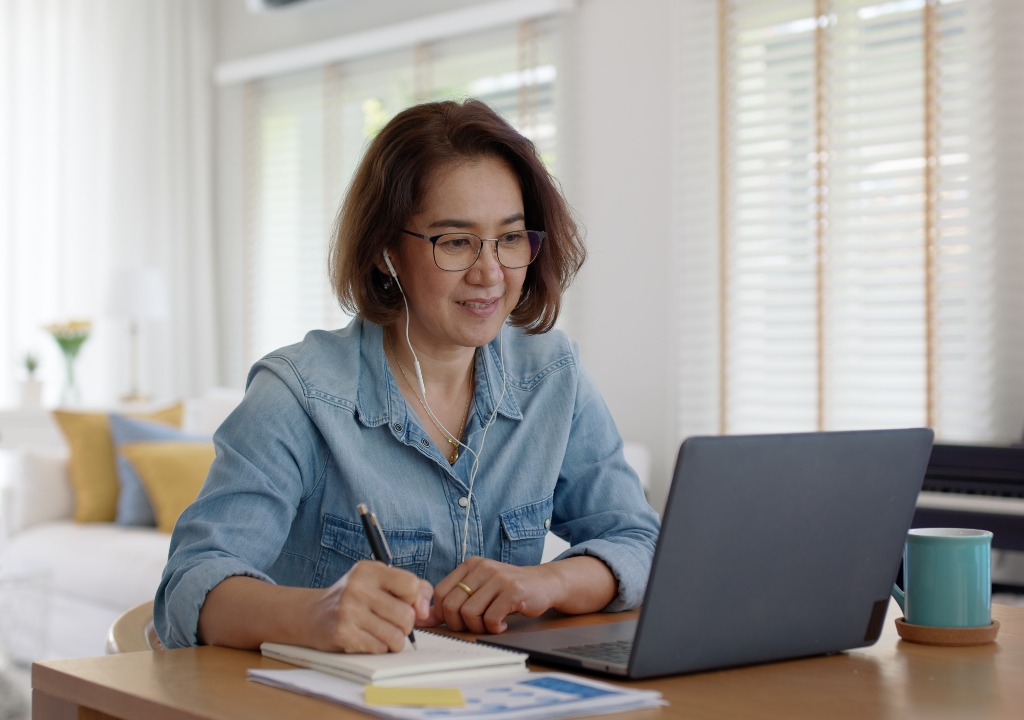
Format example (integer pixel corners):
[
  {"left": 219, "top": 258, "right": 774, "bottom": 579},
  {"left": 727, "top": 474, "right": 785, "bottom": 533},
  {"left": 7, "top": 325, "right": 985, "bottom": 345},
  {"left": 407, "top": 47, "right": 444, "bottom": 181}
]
[{"left": 308, "top": 561, "right": 433, "bottom": 653}]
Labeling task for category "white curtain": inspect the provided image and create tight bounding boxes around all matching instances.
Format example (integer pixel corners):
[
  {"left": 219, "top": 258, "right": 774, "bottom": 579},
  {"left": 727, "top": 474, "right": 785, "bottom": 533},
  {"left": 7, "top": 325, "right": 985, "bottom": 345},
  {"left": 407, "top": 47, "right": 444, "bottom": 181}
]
[{"left": 0, "top": 0, "right": 217, "bottom": 407}]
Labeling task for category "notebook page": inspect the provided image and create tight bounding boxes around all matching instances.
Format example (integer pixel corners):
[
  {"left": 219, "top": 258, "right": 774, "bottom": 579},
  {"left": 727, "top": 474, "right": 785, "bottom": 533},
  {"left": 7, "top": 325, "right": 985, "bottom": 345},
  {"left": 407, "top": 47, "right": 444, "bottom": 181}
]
[{"left": 262, "top": 631, "right": 527, "bottom": 683}]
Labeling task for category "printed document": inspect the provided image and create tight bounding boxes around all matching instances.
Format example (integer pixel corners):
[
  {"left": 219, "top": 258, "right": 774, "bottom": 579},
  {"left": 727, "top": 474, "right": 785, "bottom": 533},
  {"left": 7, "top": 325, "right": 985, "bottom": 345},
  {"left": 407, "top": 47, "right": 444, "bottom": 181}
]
[{"left": 248, "top": 669, "right": 666, "bottom": 720}]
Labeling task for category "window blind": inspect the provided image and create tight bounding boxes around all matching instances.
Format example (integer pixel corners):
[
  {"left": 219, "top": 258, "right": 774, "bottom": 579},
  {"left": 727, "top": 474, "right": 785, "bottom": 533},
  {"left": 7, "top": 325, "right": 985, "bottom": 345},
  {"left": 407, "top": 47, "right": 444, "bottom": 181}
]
[
  {"left": 827, "top": 0, "right": 994, "bottom": 439},
  {"left": 244, "top": 68, "right": 332, "bottom": 366},
  {"left": 242, "top": 20, "right": 558, "bottom": 367},
  {"left": 675, "top": 0, "right": 1004, "bottom": 442},
  {"left": 726, "top": 0, "right": 820, "bottom": 434}
]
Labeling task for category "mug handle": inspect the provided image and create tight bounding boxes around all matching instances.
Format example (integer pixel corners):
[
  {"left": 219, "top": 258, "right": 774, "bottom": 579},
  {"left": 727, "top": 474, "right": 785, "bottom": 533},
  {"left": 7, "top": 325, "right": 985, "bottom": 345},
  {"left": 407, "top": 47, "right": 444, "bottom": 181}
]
[{"left": 891, "top": 583, "right": 905, "bottom": 613}]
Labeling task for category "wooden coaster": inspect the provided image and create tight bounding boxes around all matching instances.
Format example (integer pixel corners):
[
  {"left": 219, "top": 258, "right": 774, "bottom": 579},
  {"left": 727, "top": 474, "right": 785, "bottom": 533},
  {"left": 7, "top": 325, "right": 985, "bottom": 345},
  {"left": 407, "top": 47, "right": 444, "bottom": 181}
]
[{"left": 894, "top": 617, "right": 1000, "bottom": 646}]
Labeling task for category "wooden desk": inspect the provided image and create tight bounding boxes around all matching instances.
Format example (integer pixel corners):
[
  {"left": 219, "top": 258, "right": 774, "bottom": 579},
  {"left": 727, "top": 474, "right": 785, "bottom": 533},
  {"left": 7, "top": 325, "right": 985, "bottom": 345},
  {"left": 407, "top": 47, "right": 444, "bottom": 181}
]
[{"left": 32, "top": 600, "right": 1024, "bottom": 720}]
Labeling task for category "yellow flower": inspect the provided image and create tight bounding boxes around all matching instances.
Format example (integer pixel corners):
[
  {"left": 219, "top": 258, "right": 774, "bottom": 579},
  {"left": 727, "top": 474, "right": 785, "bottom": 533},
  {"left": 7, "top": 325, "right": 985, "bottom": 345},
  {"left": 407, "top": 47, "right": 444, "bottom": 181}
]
[{"left": 44, "top": 319, "right": 92, "bottom": 340}]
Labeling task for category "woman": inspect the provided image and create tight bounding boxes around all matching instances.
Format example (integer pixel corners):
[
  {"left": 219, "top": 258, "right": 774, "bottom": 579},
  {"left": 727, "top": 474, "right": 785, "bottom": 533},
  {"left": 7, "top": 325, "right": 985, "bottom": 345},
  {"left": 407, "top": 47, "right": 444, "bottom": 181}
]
[{"left": 155, "top": 100, "right": 660, "bottom": 652}]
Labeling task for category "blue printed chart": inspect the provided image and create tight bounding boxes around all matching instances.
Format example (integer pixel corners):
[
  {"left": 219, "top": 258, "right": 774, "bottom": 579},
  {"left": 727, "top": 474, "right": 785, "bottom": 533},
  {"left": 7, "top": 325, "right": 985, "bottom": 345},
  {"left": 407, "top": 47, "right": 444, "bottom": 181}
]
[{"left": 248, "top": 669, "right": 666, "bottom": 720}]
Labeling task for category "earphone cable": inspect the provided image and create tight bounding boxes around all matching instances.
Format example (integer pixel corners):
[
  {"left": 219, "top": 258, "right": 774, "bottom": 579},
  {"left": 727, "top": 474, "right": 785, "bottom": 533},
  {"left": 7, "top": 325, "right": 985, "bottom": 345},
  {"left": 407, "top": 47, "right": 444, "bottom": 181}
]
[
  {"left": 389, "top": 265, "right": 469, "bottom": 451},
  {"left": 460, "top": 322, "right": 506, "bottom": 563}
]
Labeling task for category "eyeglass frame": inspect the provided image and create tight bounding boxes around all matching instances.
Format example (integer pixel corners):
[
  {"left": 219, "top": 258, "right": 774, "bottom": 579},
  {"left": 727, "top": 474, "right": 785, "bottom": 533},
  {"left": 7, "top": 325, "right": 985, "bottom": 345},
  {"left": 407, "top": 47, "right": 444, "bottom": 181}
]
[{"left": 400, "top": 228, "right": 546, "bottom": 271}]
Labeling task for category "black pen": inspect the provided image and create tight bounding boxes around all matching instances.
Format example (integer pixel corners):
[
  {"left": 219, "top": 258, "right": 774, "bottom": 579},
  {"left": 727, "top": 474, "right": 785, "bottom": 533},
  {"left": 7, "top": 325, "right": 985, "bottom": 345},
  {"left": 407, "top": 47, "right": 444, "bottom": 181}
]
[{"left": 357, "top": 503, "right": 418, "bottom": 650}]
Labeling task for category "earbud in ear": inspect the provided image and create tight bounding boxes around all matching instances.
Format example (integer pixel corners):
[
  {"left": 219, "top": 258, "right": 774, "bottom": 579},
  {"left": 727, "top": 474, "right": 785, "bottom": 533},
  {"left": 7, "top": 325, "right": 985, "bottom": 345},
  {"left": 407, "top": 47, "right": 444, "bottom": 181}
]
[{"left": 383, "top": 249, "right": 398, "bottom": 279}]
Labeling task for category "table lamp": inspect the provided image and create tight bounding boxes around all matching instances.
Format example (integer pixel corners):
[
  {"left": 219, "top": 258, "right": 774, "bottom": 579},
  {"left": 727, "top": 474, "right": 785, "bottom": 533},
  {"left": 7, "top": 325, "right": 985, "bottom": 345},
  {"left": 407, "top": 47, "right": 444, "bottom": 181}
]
[{"left": 105, "top": 267, "right": 170, "bottom": 403}]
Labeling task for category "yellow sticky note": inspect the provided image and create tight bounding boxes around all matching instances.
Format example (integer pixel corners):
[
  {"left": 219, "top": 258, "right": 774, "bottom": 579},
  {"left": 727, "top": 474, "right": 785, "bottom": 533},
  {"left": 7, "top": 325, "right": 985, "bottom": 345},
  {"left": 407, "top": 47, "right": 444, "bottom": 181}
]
[{"left": 364, "top": 686, "right": 466, "bottom": 707}]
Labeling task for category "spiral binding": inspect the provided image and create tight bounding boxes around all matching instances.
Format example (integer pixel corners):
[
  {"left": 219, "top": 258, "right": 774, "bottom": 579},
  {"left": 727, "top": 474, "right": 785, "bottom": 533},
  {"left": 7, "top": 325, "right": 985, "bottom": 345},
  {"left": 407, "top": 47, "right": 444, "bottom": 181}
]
[{"left": 417, "top": 629, "right": 530, "bottom": 658}]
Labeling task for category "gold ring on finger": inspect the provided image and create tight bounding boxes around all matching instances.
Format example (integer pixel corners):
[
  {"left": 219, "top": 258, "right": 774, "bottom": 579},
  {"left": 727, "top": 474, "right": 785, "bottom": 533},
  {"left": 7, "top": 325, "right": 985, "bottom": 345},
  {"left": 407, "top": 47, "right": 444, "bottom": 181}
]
[{"left": 457, "top": 582, "right": 474, "bottom": 597}]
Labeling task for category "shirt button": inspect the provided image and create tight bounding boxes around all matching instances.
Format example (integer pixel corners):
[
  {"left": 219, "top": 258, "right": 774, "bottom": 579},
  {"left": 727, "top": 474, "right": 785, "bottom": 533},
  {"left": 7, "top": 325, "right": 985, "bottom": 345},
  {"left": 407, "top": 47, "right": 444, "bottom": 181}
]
[
  {"left": 544, "top": 518, "right": 551, "bottom": 529},
  {"left": 458, "top": 496, "right": 469, "bottom": 507},
  {"left": 394, "top": 422, "right": 402, "bottom": 432},
  {"left": 421, "top": 438, "right": 430, "bottom": 447}
]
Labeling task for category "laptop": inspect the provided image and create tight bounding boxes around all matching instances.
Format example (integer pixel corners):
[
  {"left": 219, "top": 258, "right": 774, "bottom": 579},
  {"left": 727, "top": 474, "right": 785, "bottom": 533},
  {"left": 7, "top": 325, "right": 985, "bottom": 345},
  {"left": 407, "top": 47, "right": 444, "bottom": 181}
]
[{"left": 480, "top": 429, "right": 934, "bottom": 679}]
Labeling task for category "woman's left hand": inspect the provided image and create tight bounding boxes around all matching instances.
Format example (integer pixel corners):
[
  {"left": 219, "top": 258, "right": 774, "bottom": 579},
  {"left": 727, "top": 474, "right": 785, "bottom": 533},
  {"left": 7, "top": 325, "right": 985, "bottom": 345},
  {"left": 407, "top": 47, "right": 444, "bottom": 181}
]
[
  {"left": 418, "top": 556, "right": 561, "bottom": 634},
  {"left": 417, "top": 555, "right": 617, "bottom": 634}
]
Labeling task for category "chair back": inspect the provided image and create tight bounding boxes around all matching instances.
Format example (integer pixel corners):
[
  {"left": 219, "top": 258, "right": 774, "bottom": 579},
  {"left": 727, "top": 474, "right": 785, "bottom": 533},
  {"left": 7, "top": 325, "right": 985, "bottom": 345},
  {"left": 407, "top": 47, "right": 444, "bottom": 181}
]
[{"left": 106, "top": 600, "right": 163, "bottom": 653}]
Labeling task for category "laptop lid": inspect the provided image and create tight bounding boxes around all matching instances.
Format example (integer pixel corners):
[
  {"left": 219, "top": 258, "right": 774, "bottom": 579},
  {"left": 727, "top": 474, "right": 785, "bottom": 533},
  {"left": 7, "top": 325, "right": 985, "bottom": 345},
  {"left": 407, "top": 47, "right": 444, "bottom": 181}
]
[
  {"left": 481, "top": 429, "right": 933, "bottom": 679},
  {"left": 628, "top": 428, "right": 933, "bottom": 678}
]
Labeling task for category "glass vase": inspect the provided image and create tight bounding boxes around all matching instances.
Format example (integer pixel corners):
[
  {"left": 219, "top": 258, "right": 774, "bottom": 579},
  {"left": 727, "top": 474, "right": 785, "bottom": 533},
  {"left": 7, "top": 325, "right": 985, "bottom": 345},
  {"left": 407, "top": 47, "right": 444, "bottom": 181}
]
[
  {"left": 61, "top": 351, "right": 81, "bottom": 406},
  {"left": 46, "top": 322, "right": 90, "bottom": 407}
]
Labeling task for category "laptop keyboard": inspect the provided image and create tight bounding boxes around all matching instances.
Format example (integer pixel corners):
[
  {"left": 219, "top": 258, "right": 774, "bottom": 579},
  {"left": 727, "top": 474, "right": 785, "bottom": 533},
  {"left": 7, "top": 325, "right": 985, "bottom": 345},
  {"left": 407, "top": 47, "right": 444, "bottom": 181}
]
[{"left": 553, "top": 639, "right": 633, "bottom": 665}]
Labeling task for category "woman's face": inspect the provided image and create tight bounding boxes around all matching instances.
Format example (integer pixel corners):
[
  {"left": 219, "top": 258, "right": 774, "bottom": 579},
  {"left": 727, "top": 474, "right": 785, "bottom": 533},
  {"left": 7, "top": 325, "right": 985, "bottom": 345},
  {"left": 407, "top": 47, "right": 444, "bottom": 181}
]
[{"left": 387, "top": 156, "right": 528, "bottom": 352}]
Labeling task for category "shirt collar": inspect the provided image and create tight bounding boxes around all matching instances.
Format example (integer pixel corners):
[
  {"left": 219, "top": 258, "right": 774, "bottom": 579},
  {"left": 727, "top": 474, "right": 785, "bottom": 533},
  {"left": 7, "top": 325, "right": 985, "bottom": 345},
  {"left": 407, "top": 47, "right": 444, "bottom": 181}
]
[
  {"left": 475, "top": 327, "right": 523, "bottom": 422},
  {"left": 356, "top": 320, "right": 404, "bottom": 428}
]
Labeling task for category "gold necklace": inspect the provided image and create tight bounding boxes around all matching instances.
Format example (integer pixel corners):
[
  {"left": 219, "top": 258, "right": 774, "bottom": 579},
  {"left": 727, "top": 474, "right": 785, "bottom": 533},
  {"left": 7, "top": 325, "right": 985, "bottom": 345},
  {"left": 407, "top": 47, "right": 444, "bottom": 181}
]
[{"left": 386, "top": 328, "right": 474, "bottom": 465}]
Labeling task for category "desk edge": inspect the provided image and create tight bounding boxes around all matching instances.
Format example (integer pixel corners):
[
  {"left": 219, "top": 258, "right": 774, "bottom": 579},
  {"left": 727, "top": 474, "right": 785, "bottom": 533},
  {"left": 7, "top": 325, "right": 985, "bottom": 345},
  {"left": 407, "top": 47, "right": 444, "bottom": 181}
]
[{"left": 33, "top": 661, "right": 209, "bottom": 720}]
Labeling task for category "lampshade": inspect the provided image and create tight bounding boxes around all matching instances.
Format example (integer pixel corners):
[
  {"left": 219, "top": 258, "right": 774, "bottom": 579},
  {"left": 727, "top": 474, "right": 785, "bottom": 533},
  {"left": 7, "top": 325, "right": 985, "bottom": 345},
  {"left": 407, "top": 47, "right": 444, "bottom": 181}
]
[{"left": 105, "top": 267, "right": 170, "bottom": 321}]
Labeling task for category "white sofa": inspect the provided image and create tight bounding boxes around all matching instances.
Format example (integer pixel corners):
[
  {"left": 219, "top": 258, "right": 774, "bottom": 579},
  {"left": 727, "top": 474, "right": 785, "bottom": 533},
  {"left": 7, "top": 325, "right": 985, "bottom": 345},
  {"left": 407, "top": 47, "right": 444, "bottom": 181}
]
[
  {"left": 0, "top": 515, "right": 171, "bottom": 661},
  {"left": 0, "top": 391, "right": 242, "bottom": 663},
  {"left": 0, "top": 390, "right": 649, "bottom": 664}
]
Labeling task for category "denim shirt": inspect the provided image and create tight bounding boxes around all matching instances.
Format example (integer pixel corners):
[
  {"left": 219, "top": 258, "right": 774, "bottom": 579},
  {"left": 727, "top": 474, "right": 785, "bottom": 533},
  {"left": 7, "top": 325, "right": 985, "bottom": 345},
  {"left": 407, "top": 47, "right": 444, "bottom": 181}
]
[{"left": 155, "top": 319, "right": 660, "bottom": 648}]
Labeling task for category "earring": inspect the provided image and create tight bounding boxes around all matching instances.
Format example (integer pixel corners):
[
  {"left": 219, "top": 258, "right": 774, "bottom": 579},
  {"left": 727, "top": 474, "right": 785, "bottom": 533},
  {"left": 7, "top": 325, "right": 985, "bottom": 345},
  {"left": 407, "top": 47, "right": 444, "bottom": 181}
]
[{"left": 383, "top": 277, "right": 394, "bottom": 290}]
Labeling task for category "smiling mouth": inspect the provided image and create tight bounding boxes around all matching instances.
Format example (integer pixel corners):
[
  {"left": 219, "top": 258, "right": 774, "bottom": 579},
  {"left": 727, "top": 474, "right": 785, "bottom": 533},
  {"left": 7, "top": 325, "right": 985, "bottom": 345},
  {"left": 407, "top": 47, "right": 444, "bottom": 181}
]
[{"left": 457, "top": 299, "right": 499, "bottom": 309}]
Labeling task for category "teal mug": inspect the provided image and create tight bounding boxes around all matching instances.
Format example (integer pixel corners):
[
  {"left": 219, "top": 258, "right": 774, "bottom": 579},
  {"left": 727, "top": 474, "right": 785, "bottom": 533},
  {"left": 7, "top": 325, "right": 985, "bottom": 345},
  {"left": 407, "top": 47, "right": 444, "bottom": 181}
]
[{"left": 891, "top": 528, "right": 992, "bottom": 628}]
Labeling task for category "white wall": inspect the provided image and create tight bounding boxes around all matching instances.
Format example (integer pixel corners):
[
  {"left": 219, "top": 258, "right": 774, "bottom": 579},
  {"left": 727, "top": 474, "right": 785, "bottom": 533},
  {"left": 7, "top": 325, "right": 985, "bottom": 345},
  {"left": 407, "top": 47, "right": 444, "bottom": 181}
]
[
  {"left": 212, "top": 0, "right": 678, "bottom": 509},
  {"left": 216, "top": 0, "right": 486, "bottom": 61},
  {"left": 991, "top": 0, "right": 1024, "bottom": 443},
  {"left": 556, "top": 0, "right": 675, "bottom": 512}
]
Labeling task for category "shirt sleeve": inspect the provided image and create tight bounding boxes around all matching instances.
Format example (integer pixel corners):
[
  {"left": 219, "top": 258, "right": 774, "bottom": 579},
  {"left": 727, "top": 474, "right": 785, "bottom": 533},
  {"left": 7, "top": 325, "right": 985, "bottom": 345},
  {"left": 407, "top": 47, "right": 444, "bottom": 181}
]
[
  {"left": 549, "top": 345, "right": 661, "bottom": 612},
  {"left": 154, "top": 361, "right": 329, "bottom": 648}
]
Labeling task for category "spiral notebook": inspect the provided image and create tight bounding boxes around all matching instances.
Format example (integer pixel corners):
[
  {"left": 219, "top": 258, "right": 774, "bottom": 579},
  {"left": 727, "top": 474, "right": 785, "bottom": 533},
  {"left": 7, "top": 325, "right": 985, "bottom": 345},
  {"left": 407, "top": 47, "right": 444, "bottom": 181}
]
[{"left": 261, "top": 631, "right": 529, "bottom": 686}]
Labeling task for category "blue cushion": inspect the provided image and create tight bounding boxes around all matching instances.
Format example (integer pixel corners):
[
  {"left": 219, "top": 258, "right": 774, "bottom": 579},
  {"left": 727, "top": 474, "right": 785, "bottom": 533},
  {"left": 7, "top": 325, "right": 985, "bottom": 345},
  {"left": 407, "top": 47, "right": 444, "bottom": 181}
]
[{"left": 109, "top": 414, "right": 209, "bottom": 526}]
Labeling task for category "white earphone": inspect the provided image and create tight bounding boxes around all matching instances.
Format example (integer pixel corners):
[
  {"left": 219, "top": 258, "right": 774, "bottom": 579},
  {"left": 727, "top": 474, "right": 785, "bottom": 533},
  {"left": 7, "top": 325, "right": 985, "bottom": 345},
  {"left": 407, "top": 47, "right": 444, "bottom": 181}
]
[
  {"left": 383, "top": 249, "right": 427, "bottom": 398},
  {"left": 383, "top": 248, "right": 507, "bottom": 562}
]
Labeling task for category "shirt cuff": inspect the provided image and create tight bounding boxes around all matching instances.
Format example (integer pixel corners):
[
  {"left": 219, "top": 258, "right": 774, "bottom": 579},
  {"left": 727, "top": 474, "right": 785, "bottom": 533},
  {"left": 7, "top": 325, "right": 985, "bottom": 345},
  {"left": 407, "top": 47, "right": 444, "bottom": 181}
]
[
  {"left": 158, "top": 557, "right": 275, "bottom": 648},
  {"left": 555, "top": 539, "right": 651, "bottom": 612}
]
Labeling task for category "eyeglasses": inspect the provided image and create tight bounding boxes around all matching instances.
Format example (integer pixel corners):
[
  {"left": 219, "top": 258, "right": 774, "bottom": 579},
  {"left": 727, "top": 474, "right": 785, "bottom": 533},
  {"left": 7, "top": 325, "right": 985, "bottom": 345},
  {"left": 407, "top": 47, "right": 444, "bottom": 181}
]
[{"left": 401, "top": 229, "right": 546, "bottom": 272}]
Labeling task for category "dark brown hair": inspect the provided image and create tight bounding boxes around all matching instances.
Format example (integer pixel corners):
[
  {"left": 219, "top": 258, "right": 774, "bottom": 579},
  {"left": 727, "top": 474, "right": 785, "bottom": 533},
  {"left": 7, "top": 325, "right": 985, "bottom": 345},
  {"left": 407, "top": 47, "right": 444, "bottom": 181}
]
[{"left": 328, "top": 99, "right": 585, "bottom": 334}]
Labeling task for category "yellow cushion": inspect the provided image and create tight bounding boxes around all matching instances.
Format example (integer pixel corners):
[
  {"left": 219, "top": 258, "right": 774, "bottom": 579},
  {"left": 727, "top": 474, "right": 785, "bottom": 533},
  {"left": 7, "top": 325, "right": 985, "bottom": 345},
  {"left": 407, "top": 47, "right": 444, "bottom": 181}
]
[
  {"left": 52, "top": 403, "right": 184, "bottom": 522},
  {"left": 120, "top": 441, "right": 215, "bottom": 533}
]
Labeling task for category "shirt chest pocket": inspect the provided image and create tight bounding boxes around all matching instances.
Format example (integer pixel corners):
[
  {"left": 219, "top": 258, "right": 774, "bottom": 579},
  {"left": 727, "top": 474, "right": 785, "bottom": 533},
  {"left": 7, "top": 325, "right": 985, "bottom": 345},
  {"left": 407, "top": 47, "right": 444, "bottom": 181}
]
[
  {"left": 500, "top": 495, "right": 554, "bottom": 566},
  {"left": 312, "top": 514, "right": 433, "bottom": 588}
]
